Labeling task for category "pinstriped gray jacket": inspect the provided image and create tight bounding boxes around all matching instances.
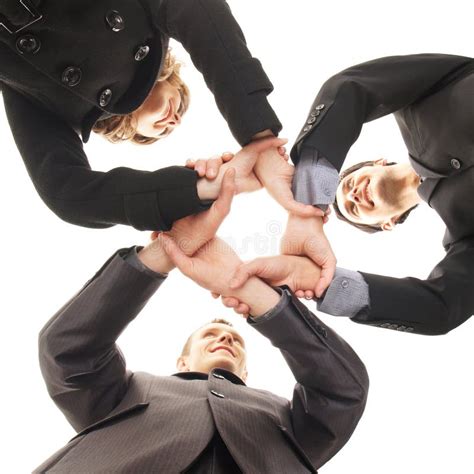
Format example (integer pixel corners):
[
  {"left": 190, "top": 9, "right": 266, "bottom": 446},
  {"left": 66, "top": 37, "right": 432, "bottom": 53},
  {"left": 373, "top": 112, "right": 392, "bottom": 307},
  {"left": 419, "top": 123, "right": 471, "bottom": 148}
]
[{"left": 35, "top": 248, "right": 369, "bottom": 473}]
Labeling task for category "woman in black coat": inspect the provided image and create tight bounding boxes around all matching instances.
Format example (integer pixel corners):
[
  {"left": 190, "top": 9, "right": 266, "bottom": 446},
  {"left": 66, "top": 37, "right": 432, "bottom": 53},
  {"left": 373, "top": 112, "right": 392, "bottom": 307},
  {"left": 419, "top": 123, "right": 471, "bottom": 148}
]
[{"left": 0, "top": 0, "right": 281, "bottom": 230}]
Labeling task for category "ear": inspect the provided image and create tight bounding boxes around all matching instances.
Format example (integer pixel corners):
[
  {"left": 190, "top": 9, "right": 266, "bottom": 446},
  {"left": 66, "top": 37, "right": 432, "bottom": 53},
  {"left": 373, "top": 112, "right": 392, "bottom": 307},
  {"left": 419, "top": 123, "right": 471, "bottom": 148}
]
[
  {"left": 374, "top": 158, "right": 388, "bottom": 166},
  {"left": 176, "top": 356, "right": 190, "bottom": 372},
  {"left": 381, "top": 216, "right": 397, "bottom": 231}
]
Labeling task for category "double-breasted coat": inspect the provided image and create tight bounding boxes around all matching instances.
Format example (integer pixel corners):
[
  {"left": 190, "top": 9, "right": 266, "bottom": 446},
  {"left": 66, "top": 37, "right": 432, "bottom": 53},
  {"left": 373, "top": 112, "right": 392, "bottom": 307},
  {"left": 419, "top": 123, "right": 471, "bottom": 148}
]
[
  {"left": 291, "top": 54, "right": 474, "bottom": 335},
  {"left": 34, "top": 248, "right": 369, "bottom": 473},
  {"left": 0, "top": 0, "right": 281, "bottom": 230}
]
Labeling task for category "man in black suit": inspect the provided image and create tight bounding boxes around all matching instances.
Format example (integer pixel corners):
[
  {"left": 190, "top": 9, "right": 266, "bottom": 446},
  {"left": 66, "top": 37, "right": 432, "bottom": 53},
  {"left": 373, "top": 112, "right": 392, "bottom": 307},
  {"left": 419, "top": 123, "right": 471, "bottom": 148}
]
[
  {"left": 35, "top": 171, "right": 368, "bottom": 473},
  {"left": 227, "top": 54, "right": 474, "bottom": 335}
]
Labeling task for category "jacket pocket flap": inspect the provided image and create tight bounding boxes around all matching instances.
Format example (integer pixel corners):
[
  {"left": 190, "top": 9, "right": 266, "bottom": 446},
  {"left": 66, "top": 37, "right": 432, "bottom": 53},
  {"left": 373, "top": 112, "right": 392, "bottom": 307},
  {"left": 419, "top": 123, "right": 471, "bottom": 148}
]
[
  {"left": 278, "top": 425, "right": 318, "bottom": 474},
  {"left": 71, "top": 402, "right": 149, "bottom": 441}
]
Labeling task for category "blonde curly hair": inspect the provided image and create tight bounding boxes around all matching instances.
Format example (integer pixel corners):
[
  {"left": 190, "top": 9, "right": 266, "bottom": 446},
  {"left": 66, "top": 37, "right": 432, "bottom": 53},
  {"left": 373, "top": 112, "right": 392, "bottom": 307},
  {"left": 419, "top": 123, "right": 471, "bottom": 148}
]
[{"left": 92, "top": 51, "right": 190, "bottom": 145}]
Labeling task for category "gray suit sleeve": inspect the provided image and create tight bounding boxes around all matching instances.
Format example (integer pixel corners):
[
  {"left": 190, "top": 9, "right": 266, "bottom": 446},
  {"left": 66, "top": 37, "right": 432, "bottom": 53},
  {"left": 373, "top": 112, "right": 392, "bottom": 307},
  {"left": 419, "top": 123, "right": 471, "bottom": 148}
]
[
  {"left": 317, "top": 267, "right": 369, "bottom": 317},
  {"left": 38, "top": 248, "right": 166, "bottom": 432},
  {"left": 248, "top": 289, "right": 369, "bottom": 469},
  {"left": 292, "top": 146, "right": 339, "bottom": 210}
]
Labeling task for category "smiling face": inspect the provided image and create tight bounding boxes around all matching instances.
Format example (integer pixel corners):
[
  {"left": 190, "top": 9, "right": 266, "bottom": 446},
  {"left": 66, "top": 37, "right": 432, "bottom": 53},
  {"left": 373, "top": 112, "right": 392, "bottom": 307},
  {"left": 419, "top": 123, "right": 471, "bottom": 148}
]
[
  {"left": 134, "top": 80, "right": 184, "bottom": 139},
  {"left": 335, "top": 159, "right": 421, "bottom": 231},
  {"left": 177, "top": 322, "right": 248, "bottom": 381}
]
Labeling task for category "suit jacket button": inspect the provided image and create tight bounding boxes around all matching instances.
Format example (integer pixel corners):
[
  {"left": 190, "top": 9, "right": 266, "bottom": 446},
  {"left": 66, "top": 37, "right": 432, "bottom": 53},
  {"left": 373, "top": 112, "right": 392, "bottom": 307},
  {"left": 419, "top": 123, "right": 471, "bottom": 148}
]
[
  {"left": 16, "top": 34, "right": 41, "bottom": 55},
  {"left": 341, "top": 279, "right": 349, "bottom": 288},
  {"left": 99, "top": 88, "right": 113, "bottom": 107},
  {"left": 303, "top": 125, "right": 312, "bottom": 132},
  {"left": 135, "top": 45, "right": 150, "bottom": 61},
  {"left": 450, "top": 158, "right": 461, "bottom": 170},
  {"left": 61, "top": 67, "right": 82, "bottom": 87},
  {"left": 406, "top": 327, "right": 414, "bottom": 332},
  {"left": 105, "top": 10, "right": 125, "bottom": 32},
  {"left": 210, "top": 390, "right": 225, "bottom": 399},
  {"left": 315, "top": 104, "right": 325, "bottom": 110},
  {"left": 307, "top": 116, "right": 317, "bottom": 124}
]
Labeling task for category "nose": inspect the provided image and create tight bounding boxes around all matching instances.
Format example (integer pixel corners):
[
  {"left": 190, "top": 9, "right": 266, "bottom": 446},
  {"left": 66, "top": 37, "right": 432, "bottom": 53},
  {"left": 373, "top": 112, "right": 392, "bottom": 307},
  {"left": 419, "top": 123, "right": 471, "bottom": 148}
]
[
  {"left": 218, "top": 332, "right": 234, "bottom": 345},
  {"left": 168, "top": 112, "right": 181, "bottom": 128},
  {"left": 349, "top": 186, "right": 361, "bottom": 203}
]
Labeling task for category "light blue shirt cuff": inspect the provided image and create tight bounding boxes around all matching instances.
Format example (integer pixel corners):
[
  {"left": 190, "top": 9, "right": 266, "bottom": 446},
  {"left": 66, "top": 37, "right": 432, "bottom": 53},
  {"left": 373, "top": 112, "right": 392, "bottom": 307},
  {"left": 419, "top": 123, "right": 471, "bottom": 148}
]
[
  {"left": 317, "top": 267, "right": 369, "bottom": 317},
  {"left": 292, "top": 147, "right": 339, "bottom": 210}
]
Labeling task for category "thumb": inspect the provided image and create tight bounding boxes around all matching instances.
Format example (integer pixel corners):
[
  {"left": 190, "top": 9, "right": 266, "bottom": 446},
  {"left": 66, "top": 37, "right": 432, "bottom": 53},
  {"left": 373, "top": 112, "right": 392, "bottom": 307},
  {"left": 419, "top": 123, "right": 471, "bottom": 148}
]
[
  {"left": 315, "top": 264, "right": 336, "bottom": 298},
  {"left": 212, "top": 168, "right": 236, "bottom": 218},
  {"left": 283, "top": 199, "right": 325, "bottom": 218},
  {"left": 229, "top": 259, "right": 265, "bottom": 289},
  {"left": 159, "top": 234, "right": 193, "bottom": 276}
]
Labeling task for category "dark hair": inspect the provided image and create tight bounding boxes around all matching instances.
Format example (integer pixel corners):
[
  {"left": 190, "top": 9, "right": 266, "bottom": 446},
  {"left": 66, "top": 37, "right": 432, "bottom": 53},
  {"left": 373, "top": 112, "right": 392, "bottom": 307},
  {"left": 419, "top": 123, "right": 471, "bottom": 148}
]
[
  {"left": 180, "top": 318, "right": 234, "bottom": 356},
  {"left": 333, "top": 160, "right": 418, "bottom": 234}
]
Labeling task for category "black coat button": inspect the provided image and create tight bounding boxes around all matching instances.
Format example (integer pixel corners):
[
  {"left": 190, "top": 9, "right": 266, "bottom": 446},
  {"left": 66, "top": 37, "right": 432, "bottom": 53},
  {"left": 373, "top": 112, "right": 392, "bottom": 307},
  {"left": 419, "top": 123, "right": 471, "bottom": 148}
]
[
  {"left": 105, "top": 10, "right": 125, "bottom": 32},
  {"left": 315, "top": 104, "right": 325, "bottom": 110},
  {"left": 99, "top": 88, "right": 113, "bottom": 107},
  {"left": 303, "top": 125, "right": 312, "bottom": 133},
  {"left": 16, "top": 34, "right": 41, "bottom": 55},
  {"left": 450, "top": 158, "right": 461, "bottom": 170},
  {"left": 135, "top": 45, "right": 150, "bottom": 61},
  {"left": 61, "top": 67, "right": 82, "bottom": 87},
  {"left": 307, "top": 116, "right": 316, "bottom": 124}
]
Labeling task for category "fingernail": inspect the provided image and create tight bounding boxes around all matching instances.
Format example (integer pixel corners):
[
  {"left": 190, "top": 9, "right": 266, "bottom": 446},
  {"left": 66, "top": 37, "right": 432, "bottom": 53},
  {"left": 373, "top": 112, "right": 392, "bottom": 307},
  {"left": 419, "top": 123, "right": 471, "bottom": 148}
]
[{"left": 208, "top": 170, "right": 215, "bottom": 177}]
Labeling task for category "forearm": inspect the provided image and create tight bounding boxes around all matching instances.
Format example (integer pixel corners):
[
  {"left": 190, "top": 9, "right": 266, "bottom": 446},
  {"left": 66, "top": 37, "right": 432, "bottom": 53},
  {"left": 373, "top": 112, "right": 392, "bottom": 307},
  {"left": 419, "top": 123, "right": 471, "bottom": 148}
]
[
  {"left": 38, "top": 248, "right": 166, "bottom": 431},
  {"left": 155, "top": 0, "right": 281, "bottom": 144},
  {"left": 248, "top": 289, "right": 368, "bottom": 467},
  {"left": 3, "top": 85, "right": 209, "bottom": 230}
]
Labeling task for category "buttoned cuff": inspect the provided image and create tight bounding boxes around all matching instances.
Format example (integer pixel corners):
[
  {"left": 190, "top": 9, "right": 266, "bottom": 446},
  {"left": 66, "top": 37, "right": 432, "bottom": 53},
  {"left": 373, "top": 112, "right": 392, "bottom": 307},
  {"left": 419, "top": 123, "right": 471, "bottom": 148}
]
[
  {"left": 123, "top": 246, "right": 169, "bottom": 279},
  {"left": 292, "top": 147, "right": 339, "bottom": 209},
  {"left": 317, "top": 268, "right": 369, "bottom": 317}
]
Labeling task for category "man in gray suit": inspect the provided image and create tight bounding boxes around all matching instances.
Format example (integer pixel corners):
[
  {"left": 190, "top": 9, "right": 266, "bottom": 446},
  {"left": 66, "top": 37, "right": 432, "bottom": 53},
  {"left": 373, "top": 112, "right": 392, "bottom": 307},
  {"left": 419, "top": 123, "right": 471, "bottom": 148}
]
[
  {"left": 228, "top": 54, "right": 474, "bottom": 336},
  {"left": 35, "top": 171, "right": 369, "bottom": 473}
]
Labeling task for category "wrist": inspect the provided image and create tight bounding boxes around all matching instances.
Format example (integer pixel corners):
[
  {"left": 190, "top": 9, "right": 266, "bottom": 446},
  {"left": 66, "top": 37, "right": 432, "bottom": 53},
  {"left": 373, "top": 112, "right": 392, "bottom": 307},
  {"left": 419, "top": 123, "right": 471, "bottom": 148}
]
[
  {"left": 138, "top": 243, "right": 175, "bottom": 274},
  {"left": 196, "top": 173, "right": 222, "bottom": 200},
  {"left": 232, "top": 277, "right": 280, "bottom": 317},
  {"left": 251, "top": 129, "right": 274, "bottom": 141}
]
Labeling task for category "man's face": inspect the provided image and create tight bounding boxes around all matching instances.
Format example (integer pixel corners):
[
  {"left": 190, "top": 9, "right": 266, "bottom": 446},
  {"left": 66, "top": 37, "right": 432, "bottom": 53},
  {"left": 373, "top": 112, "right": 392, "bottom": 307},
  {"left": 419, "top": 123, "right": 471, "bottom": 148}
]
[
  {"left": 177, "top": 323, "right": 248, "bottom": 381},
  {"left": 335, "top": 160, "right": 407, "bottom": 230}
]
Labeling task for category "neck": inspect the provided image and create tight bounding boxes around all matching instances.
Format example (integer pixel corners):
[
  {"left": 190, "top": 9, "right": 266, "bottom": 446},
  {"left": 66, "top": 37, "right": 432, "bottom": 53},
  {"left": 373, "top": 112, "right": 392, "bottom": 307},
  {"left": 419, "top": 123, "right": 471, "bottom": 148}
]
[{"left": 396, "top": 163, "right": 422, "bottom": 208}]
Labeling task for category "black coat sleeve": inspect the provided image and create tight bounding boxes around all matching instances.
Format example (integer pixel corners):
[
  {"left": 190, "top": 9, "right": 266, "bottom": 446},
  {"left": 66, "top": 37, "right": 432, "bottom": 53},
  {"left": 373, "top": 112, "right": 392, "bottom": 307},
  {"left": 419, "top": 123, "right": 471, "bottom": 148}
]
[
  {"left": 291, "top": 54, "right": 473, "bottom": 170},
  {"left": 152, "top": 0, "right": 282, "bottom": 145},
  {"left": 38, "top": 249, "right": 166, "bottom": 432},
  {"left": 250, "top": 290, "right": 369, "bottom": 470},
  {"left": 3, "top": 85, "right": 208, "bottom": 230},
  {"left": 352, "top": 237, "right": 474, "bottom": 335}
]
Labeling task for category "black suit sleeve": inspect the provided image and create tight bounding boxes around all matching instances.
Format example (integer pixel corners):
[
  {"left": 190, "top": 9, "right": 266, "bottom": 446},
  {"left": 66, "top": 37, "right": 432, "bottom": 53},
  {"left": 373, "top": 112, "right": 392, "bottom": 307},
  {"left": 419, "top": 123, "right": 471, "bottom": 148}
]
[
  {"left": 353, "top": 238, "right": 474, "bottom": 335},
  {"left": 250, "top": 290, "right": 369, "bottom": 470},
  {"left": 291, "top": 54, "right": 473, "bottom": 171},
  {"left": 153, "top": 0, "right": 282, "bottom": 145},
  {"left": 38, "top": 249, "right": 166, "bottom": 432},
  {"left": 3, "top": 85, "right": 209, "bottom": 230}
]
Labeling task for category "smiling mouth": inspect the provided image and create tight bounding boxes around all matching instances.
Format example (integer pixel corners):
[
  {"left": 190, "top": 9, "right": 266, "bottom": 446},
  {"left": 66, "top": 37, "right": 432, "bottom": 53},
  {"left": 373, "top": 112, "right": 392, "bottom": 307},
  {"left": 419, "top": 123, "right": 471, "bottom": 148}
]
[
  {"left": 211, "top": 346, "right": 235, "bottom": 357},
  {"left": 364, "top": 180, "right": 374, "bottom": 207}
]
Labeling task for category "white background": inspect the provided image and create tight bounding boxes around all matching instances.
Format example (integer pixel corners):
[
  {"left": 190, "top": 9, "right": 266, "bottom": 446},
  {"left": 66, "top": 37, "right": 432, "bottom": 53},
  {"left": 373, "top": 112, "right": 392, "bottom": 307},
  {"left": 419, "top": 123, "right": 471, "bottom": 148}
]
[{"left": 1, "top": 0, "right": 473, "bottom": 472}]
